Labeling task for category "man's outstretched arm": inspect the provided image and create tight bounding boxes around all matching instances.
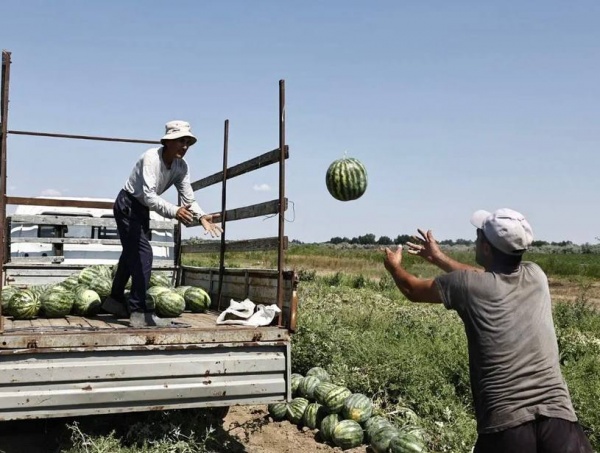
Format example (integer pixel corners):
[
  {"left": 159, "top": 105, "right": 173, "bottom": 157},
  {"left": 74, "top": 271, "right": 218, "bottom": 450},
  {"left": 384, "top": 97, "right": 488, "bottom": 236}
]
[{"left": 406, "top": 229, "right": 481, "bottom": 273}]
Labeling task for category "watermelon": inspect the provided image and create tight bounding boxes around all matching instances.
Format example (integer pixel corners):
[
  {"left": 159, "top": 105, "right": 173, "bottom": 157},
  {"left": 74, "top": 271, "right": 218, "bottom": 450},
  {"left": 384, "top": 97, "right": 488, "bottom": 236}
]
[
  {"left": 40, "top": 289, "right": 74, "bottom": 317},
  {"left": 332, "top": 419, "right": 364, "bottom": 450},
  {"left": 286, "top": 397, "right": 309, "bottom": 425},
  {"left": 323, "top": 386, "right": 352, "bottom": 414},
  {"left": 343, "top": 393, "right": 373, "bottom": 424},
  {"left": 184, "top": 286, "right": 211, "bottom": 312},
  {"left": 302, "top": 402, "right": 327, "bottom": 430},
  {"left": 371, "top": 424, "right": 400, "bottom": 453},
  {"left": 325, "top": 156, "right": 368, "bottom": 202},
  {"left": 78, "top": 266, "right": 102, "bottom": 286},
  {"left": 174, "top": 285, "right": 192, "bottom": 297},
  {"left": 88, "top": 277, "right": 112, "bottom": 299},
  {"left": 147, "top": 286, "right": 171, "bottom": 311},
  {"left": 9, "top": 289, "right": 41, "bottom": 320},
  {"left": 389, "top": 431, "right": 427, "bottom": 453},
  {"left": 364, "top": 415, "right": 393, "bottom": 441},
  {"left": 297, "top": 375, "right": 321, "bottom": 401},
  {"left": 73, "top": 288, "right": 102, "bottom": 316},
  {"left": 61, "top": 274, "right": 81, "bottom": 290},
  {"left": 314, "top": 382, "right": 338, "bottom": 406},
  {"left": 267, "top": 402, "right": 288, "bottom": 421},
  {"left": 320, "top": 413, "right": 341, "bottom": 443},
  {"left": 150, "top": 272, "right": 171, "bottom": 287},
  {"left": 306, "top": 366, "right": 332, "bottom": 383},
  {"left": 291, "top": 373, "right": 303, "bottom": 396},
  {"left": 156, "top": 291, "right": 186, "bottom": 317},
  {"left": 395, "top": 406, "right": 420, "bottom": 425},
  {"left": 1, "top": 286, "right": 18, "bottom": 315}
]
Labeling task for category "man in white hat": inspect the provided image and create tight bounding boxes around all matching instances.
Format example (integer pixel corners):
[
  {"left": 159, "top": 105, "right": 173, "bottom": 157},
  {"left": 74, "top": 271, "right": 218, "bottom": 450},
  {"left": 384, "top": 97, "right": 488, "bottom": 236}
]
[
  {"left": 102, "top": 120, "right": 223, "bottom": 328},
  {"left": 382, "top": 208, "right": 592, "bottom": 452}
]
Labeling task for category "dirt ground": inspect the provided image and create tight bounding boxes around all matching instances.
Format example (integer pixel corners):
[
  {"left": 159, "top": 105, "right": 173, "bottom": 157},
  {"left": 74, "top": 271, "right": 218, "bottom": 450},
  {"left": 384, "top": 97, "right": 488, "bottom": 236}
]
[{"left": 0, "top": 280, "right": 596, "bottom": 453}]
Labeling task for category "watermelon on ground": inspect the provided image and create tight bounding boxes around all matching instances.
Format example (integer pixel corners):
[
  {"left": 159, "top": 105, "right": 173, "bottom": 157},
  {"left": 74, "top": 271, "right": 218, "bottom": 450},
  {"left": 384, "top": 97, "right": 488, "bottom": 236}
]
[
  {"left": 306, "top": 366, "right": 332, "bottom": 383},
  {"left": 267, "top": 402, "right": 288, "bottom": 421},
  {"left": 320, "top": 413, "right": 341, "bottom": 443},
  {"left": 342, "top": 393, "right": 373, "bottom": 424},
  {"left": 332, "top": 419, "right": 364, "bottom": 450},
  {"left": 286, "top": 397, "right": 309, "bottom": 425},
  {"left": 325, "top": 156, "right": 368, "bottom": 202}
]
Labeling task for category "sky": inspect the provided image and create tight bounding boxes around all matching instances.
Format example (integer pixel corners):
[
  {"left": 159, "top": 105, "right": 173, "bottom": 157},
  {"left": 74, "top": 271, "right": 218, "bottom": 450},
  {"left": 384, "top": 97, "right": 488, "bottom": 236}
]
[{"left": 1, "top": 1, "right": 599, "bottom": 244}]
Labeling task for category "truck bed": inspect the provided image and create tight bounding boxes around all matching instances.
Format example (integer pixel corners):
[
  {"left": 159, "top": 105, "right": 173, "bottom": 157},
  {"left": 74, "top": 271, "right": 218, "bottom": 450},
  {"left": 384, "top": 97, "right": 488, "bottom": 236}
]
[{"left": 0, "top": 310, "right": 289, "bottom": 351}]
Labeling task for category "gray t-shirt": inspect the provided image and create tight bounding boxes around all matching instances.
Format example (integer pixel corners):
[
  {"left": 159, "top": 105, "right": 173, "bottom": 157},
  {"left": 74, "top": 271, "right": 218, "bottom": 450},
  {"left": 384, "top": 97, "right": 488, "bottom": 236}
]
[
  {"left": 123, "top": 147, "right": 205, "bottom": 220},
  {"left": 435, "top": 262, "right": 576, "bottom": 433}
]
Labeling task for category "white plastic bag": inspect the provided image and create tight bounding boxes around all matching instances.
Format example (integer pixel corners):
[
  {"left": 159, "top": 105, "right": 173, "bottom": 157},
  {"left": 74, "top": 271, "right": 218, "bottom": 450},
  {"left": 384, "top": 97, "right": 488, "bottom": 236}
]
[{"left": 216, "top": 298, "right": 281, "bottom": 327}]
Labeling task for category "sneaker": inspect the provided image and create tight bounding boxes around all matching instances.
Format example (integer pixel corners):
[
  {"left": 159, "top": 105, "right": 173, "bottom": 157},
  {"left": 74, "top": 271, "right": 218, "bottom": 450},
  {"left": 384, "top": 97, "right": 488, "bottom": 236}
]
[
  {"left": 101, "top": 296, "right": 129, "bottom": 318},
  {"left": 129, "top": 311, "right": 174, "bottom": 328}
]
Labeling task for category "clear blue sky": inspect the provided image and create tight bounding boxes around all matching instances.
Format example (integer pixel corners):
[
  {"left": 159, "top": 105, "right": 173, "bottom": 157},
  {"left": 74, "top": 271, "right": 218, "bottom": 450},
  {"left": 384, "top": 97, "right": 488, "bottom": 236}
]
[{"left": 1, "top": 1, "right": 599, "bottom": 244}]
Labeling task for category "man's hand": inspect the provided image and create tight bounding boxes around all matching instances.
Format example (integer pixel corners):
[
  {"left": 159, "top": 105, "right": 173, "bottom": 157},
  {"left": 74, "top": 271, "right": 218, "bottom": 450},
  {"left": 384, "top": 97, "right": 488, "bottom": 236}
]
[
  {"left": 406, "top": 229, "right": 444, "bottom": 265},
  {"left": 175, "top": 205, "right": 194, "bottom": 226},
  {"left": 199, "top": 214, "right": 224, "bottom": 238},
  {"left": 382, "top": 245, "right": 403, "bottom": 273}
]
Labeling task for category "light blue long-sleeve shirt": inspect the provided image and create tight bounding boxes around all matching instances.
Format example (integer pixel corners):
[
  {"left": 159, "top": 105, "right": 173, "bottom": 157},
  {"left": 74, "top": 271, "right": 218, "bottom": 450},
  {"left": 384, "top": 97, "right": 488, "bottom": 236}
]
[{"left": 123, "top": 147, "right": 205, "bottom": 220}]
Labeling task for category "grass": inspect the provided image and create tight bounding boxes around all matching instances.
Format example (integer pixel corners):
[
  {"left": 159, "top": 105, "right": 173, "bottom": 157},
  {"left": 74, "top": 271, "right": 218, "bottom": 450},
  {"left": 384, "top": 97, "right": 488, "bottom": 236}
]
[{"left": 291, "top": 269, "right": 600, "bottom": 452}]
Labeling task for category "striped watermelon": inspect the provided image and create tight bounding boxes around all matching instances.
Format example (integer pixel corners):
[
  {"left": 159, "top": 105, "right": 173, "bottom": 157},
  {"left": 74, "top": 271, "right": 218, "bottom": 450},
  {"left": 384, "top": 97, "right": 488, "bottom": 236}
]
[
  {"left": 314, "top": 382, "right": 338, "bottom": 406},
  {"left": 40, "top": 289, "right": 74, "bottom": 317},
  {"left": 291, "top": 373, "right": 304, "bottom": 396},
  {"left": 323, "top": 386, "right": 352, "bottom": 414},
  {"left": 174, "top": 285, "right": 192, "bottom": 297},
  {"left": 332, "top": 419, "right": 364, "bottom": 450},
  {"left": 320, "top": 413, "right": 341, "bottom": 443},
  {"left": 73, "top": 288, "right": 102, "bottom": 316},
  {"left": 150, "top": 272, "right": 171, "bottom": 287},
  {"left": 267, "top": 402, "right": 288, "bottom": 421},
  {"left": 302, "top": 402, "right": 327, "bottom": 430},
  {"left": 156, "top": 291, "right": 186, "bottom": 317},
  {"left": 1, "top": 286, "right": 18, "bottom": 315},
  {"left": 364, "top": 415, "right": 393, "bottom": 442},
  {"left": 184, "top": 286, "right": 211, "bottom": 312},
  {"left": 325, "top": 156, "right": 368, "bottom": 201},
  {"left": 88, "top": 277, "right": 112, "bottom": 299},
  {"left": 389, "top": 431, "right": 427, "bottom": 453},
  {"left": 9, "top": 289, "right": 41, "bottom": 320},
  {"left": 371, "top": 425, "right": 400, "bottom": 453},
  {"left": 61, "top": 274, "right": 81, "bottom": 290},
  {"left": 298, "top": 375, "right": 321, "bottom": 401},
  {"left": 78, "top": 266, "right": 102, "bottom": 286},
  {"left": 306, "top": 366, "right": 332, "bottom": 383},
  {"left": 343, "top": 393, "right": 373, "bottom": 423},
  {"left": 147, "top": 286, "right": 171, "bottom": 311},
  {"left": 286, "top": 397, "right": 309, "bottom": 425}
]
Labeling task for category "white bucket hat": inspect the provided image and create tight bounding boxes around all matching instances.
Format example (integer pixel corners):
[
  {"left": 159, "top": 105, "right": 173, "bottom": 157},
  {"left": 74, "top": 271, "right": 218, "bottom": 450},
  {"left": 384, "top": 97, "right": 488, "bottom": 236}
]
[
  {"left": 470, "top": 208, "right": 534, "bottom": 255},
  {"left": 161, "top": 120, "right": 197, "bottom": 146}
]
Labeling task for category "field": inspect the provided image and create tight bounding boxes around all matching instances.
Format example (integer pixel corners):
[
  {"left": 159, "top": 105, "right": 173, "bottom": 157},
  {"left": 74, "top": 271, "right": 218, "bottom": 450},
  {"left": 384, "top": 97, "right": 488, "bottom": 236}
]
[{"left": 1, "top": 244, "right": 599, "bottom": 452}]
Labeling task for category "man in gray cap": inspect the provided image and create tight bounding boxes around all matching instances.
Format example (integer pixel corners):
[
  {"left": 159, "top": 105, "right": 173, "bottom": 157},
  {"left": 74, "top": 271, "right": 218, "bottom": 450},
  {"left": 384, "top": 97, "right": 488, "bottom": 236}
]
[
  {"left": 103, "top": 120, "right": 223, "bottom": 328},
  {"left": 382, "top": 208, "right": 592, "bottom": 452}
]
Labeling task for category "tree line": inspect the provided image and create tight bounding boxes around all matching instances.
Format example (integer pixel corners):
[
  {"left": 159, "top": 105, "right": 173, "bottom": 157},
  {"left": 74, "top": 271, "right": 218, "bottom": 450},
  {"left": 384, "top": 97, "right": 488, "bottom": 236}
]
[{"left": 328, "top": 235, "right": 579, "bottom": 247}]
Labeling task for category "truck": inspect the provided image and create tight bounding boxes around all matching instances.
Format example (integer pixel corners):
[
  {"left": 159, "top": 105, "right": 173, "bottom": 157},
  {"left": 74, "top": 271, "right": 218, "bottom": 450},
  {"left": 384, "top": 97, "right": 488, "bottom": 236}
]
[{"left": 0, "top": 50, "right": 298, "bottom": 421}]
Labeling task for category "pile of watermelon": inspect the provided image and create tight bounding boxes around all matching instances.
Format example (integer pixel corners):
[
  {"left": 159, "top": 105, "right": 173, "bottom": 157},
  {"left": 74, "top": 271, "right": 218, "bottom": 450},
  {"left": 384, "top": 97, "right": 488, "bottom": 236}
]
[
  {"left": 1, "top": 264, "right": 211, "bottom": 320},
  {"left": 268, "top": 367, "right": 428, "bottom": 452}
]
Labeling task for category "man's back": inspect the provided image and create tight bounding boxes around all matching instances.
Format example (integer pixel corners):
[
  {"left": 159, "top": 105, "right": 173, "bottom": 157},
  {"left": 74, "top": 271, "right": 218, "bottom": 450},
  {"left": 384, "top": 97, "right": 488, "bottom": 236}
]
[{"left": 436, "top": 262, "right": 576, "bottom": 433}]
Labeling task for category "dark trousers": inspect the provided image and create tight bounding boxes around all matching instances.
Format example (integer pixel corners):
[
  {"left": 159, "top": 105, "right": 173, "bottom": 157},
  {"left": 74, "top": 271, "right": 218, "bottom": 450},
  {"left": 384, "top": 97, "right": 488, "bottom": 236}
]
[
  {"left": 474, "top": 417, "right": 593, "bottom": 453},
  {"left": 111, "top": 189, "right": 153, "bottom": 313}
]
